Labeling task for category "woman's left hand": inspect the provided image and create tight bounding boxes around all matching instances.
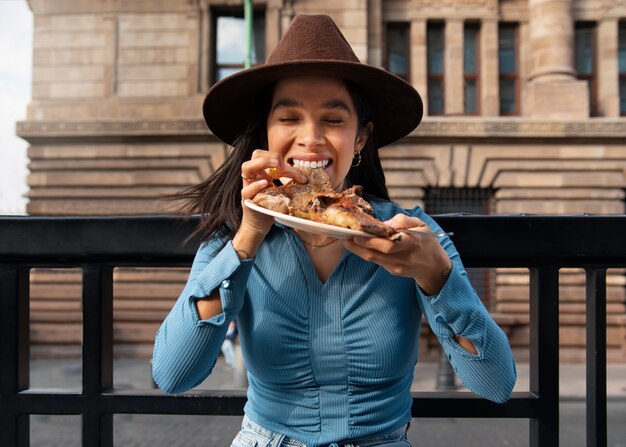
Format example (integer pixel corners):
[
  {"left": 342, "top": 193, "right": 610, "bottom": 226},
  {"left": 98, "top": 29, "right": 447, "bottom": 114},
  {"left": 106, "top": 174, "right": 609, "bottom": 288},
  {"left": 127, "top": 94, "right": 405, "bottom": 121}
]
[{"left": 342, "top": 213, "right": 452, "bottom": 296}]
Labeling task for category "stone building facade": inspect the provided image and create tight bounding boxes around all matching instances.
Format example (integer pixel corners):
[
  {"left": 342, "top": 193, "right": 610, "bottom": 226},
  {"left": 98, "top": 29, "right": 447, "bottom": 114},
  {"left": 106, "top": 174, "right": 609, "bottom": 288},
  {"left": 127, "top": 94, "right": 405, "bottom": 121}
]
[{"left": 17, "top": 0, "right": 626, "bottom": 361}]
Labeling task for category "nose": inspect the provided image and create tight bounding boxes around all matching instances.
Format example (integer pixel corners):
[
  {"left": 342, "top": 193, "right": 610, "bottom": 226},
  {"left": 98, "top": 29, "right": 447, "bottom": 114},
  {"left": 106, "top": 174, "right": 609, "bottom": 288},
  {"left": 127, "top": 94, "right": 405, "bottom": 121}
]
[{"left": 297, "top": 121, "right": 325, "bottom": 149}]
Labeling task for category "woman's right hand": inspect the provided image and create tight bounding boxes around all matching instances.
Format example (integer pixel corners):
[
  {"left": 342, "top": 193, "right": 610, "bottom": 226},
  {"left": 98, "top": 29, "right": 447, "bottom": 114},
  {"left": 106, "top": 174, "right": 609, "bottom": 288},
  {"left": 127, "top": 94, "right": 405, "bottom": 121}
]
[{"left": 233, "top": 150, "right": 307, "bottom": 258}]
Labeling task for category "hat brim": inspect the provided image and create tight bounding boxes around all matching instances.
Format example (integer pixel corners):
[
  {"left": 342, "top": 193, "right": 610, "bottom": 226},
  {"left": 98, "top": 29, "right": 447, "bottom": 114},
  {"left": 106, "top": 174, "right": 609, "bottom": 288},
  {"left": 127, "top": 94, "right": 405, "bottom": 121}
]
[{"left": 203, "top": 60, "right": 423, "bottom": 149}]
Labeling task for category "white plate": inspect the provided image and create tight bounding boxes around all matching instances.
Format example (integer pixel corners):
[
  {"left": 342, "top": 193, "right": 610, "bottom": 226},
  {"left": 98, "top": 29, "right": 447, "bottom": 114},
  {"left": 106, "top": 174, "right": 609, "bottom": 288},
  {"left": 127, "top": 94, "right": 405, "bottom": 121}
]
[{"left": 244, "top": 199, "right": 375, "bottom": 239}]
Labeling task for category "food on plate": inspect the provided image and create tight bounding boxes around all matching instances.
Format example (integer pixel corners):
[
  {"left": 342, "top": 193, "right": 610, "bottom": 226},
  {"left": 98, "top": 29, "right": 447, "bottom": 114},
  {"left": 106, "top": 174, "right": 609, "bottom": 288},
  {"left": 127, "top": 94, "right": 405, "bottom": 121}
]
[{"left": 252, "top": 167, "right": 398, "bottom": 238}]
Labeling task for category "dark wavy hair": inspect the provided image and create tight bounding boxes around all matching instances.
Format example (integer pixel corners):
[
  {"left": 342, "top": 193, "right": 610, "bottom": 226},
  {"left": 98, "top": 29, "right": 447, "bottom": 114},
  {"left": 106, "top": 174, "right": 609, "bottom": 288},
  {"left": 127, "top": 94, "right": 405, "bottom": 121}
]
[{"left": 172, "top": 80, "right": 390, "bottom": 243}]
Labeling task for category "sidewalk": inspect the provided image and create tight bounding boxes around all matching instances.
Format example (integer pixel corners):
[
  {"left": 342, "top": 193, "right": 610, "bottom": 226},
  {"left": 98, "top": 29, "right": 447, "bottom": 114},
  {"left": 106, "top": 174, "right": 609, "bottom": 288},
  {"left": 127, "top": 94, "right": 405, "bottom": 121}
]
[{"left": 30, "top": 357, "right": 626, "bottom": 399}]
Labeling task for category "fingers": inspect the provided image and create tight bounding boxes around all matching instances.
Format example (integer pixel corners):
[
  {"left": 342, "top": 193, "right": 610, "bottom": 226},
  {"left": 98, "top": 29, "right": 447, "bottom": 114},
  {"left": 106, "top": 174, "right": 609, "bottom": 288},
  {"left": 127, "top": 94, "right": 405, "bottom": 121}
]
[
  {"left": 269, "top": 165, "right": 308, "bottom": 183},
  {"left": 241, "top": 150, "right": 307, "bottom": 185},
  {"left": 343, "top": 236, "right": 415, "bottom": 278},
  {"left": 241, "top": 155, "right": 278, "bottom": 184},
  {"left": 344, "top": 234, "right": 412, "bottom": 259},
  {"left": 344, "top": 232, "right": 446, "bottom": 280},
  {"left": 384, "top": 213, "right": 429, "bottom": 232},
  {"left": 241, "top": 178, "right": 269, "bottom": 201},
  {"left": 343, "top": 220, "right": 434, "bottom": 263},
  {"left": 344, "top": 214, "right": 436, "bottom": 255}
]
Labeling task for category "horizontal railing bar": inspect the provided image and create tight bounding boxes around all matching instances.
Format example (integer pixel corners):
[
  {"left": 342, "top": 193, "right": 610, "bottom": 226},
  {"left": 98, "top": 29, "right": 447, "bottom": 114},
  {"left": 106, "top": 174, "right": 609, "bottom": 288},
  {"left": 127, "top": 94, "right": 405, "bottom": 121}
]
[
  {"left": 13, "top": 391, "right": 247, "bottom": 416},
  {"left": 0, "top": 216, "right": 199, "bottom": 262},
  {"left": 410, "top": 393, "right": 541, "bottom": 418},
  {"left": 4, "top": 260, "right": 626, "bottom": 272},
  {"left": 0, "top": 262, "right": 195, "bottom": 270},
  {"left": 3, "top": 261, "right": 626, "bottom": 271},
  {"left": 2, "top": 215, "right": 626, "bottom": 263},
  {"left": 11, "top": 391, "right": 539, "bottom": 418}
]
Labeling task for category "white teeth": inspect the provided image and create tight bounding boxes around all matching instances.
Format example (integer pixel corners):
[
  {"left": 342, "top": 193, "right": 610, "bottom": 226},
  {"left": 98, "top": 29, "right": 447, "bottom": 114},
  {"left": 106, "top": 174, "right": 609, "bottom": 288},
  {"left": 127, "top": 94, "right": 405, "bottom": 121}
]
[{"left": 292, "top": 159, "right": 329, "bottom": 168}]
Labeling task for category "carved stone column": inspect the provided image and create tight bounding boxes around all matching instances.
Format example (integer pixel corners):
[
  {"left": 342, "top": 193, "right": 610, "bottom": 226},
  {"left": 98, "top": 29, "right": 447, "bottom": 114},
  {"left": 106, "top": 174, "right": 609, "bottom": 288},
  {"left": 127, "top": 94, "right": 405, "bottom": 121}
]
[
  {"left": 367, "top": 0, "right": 383, "bottom": 66},
  {"left": 280, "top": 0, "right": 295, "bottom": 38},
  {"left": 444, "top": 19, "right": 464, "bottom": 115},
  {"left": 526, "top": 0, "right": 588, "bottom": 118},
  {"left": 480, "top": 19, "right": 499, "bottom": 116},
  {"left": 410, "top": 19, "right": 427, "bottom": 113},
  {"left": 597, "top": 18, "right": 620, "bottom": 117},
  {"left": 266, "top": 0, "right": 284, "bottom": 55}
]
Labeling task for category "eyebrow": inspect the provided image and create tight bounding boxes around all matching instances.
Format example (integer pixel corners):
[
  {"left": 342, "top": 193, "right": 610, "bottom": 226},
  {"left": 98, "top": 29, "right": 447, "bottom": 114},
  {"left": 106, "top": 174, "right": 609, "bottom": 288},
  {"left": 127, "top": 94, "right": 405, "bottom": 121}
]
[{"left": 271, "top": 98, "right": 352, "bottom": 114}]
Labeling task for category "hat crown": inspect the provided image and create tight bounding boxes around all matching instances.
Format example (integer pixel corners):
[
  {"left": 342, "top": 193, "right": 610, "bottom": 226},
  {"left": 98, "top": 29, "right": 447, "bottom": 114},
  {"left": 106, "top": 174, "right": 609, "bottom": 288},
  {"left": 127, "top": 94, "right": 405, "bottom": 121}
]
[{"left": 266, "top": 14, "right": 360, "bottom": 65}]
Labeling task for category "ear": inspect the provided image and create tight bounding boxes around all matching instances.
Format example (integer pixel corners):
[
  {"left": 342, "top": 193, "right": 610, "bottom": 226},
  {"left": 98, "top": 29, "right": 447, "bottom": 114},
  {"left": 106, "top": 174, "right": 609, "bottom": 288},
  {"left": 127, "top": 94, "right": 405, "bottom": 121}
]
[{"left": 355, "top": 122, "right": 374, "bottom": 150}]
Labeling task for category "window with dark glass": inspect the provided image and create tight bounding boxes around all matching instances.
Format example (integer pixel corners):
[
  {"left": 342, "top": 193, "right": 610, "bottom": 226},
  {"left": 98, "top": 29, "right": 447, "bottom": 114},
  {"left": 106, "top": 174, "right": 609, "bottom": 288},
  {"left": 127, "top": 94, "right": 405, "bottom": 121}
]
[
  {"left": 423, "top": 188, "right": 495, "bottom": 309},
  {"left": 464, "top": 22, "right": 480, "bottom": 114},
  {"left": 498, "top": 23, "right": 518, "bottom": 115},
  {"left": 427, "top": 22, "right": 445, "bottom": 115},
  {"left": 385, "top": 23, "right": 410, "bottom": 81},
  {"left": 619, "top": 22, "right": 626, "bottom": 116},
  {"left": 213, "top": 9, "right": 266, "bottom": 83},
  {"left": 575, "top": 22, "right": 597, "bottom": 116}
]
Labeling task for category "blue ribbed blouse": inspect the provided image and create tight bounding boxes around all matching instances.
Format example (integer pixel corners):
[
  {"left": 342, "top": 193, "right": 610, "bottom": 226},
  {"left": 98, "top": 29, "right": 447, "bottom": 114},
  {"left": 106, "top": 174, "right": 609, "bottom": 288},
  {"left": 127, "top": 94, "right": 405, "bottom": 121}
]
[{"left": 152, "top": 200, "right": 516, "bottom": 447}]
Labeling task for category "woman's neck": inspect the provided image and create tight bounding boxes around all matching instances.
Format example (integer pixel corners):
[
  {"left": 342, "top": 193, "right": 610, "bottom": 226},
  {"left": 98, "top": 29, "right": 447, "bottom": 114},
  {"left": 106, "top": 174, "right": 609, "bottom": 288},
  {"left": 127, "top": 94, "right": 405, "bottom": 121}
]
[
  {"left": 295, "top": 230, "right": 340, "bottom": 249},
  {"left": 295, "top": 231, "right": 344, "bottom": 283}
]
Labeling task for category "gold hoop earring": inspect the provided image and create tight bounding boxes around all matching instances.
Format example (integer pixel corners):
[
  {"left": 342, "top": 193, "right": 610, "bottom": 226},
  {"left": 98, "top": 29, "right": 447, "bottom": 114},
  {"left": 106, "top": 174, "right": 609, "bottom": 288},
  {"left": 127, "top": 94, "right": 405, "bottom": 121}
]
[{"left": 351, "top": 151, "right": 362, "bottom": 168}]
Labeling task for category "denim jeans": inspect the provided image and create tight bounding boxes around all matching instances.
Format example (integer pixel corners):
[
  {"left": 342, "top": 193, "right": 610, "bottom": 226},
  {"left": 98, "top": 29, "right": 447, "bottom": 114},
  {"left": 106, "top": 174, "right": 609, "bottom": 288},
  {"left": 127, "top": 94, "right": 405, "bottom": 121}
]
[{"left": 230, "top": 415, "right": 411, "bottom": 447}]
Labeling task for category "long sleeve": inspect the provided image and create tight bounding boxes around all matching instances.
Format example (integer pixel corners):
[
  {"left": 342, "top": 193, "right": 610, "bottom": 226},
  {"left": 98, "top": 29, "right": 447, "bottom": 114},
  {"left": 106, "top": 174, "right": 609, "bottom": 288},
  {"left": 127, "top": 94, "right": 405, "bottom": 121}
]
[
  {"left": 152, "top": 239, "right": 254, "bottom": 394},
  {"left": 415, "top": 210, "right": 517, "bottom": 403}
]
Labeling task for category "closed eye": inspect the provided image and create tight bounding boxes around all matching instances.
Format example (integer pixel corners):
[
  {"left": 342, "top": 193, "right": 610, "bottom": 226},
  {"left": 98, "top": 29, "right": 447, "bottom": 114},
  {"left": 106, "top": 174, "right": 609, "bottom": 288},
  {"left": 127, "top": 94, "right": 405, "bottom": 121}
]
[{"left": 278, "top": 117, "right": 299, "bottom": 123}]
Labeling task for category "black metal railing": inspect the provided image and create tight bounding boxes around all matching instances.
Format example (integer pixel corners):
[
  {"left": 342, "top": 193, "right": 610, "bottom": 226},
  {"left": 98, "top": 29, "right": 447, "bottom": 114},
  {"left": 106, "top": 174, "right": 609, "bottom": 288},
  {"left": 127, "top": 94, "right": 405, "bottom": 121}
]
[{"left": 2, "top": 214, "right": 625, "bottom": 447}]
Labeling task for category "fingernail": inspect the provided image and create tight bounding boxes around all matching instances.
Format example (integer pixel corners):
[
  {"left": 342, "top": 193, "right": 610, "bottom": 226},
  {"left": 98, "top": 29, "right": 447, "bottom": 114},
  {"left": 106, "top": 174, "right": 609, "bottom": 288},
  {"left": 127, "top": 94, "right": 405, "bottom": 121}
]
[{"left": 353, "top": 237, "right": 366, "bottom": 244}]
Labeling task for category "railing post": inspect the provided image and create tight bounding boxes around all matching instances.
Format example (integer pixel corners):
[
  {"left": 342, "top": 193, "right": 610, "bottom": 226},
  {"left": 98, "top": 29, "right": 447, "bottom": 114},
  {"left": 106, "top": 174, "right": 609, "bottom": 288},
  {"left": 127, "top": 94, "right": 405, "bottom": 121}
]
[
  {"left": 82, "top": 265, "right": 114, "bottom": 447},
  {"left": 585, "top": 268, "right": 607, "bottom": 447},
  {"left": 0, "top": 266, "right": 30, "bottom": 447},
  {"left": 528, "top": 267, "right": 560, "bottom": 447}
]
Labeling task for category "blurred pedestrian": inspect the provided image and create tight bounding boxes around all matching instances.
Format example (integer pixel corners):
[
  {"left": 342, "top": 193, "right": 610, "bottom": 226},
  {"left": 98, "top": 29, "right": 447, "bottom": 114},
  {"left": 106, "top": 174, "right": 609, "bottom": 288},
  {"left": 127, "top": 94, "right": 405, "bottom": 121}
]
[{"left": 221, "top": 320, "right": 237, "bottom": 369}]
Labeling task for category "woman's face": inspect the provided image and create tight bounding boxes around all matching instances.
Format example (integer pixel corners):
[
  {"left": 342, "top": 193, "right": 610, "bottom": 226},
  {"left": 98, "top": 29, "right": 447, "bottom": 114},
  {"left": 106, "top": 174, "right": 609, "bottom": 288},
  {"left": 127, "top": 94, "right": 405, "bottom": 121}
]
[{"left": 266, "top": 76, "right": 370, "bottom": 190}]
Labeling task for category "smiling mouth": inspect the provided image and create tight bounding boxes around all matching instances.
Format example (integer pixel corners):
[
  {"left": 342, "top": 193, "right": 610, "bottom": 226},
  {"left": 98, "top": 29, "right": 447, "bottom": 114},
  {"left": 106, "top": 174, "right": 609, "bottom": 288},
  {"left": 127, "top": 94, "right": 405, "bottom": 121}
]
[{"left": 290, "top": 159, "right": 330, "bottom": 169}]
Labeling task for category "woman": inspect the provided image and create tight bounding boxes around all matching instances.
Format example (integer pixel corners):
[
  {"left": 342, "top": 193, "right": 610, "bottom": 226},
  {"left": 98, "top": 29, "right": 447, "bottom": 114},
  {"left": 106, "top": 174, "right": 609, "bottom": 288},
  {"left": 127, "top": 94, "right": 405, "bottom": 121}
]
[{"left": 153, "top": 14, "right": 516, "bottom": 447}]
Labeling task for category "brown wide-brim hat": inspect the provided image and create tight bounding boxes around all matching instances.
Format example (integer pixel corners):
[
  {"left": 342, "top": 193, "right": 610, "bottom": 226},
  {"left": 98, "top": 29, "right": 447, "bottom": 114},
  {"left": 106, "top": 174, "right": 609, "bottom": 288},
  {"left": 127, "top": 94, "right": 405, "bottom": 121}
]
[{"left": 203, "top": 14, "right": 423, "bottom": 149}]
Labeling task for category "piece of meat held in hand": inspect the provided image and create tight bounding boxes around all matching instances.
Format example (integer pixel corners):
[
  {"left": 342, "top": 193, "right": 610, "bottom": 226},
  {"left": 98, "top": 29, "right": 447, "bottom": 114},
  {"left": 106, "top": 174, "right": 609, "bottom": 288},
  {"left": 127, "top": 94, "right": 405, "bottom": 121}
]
[
  {"left": 252, "top": 167, "right": 398, "bottom": 238},
  {"left": 308, "top": 195, "right": 396, "bottom": 238}
]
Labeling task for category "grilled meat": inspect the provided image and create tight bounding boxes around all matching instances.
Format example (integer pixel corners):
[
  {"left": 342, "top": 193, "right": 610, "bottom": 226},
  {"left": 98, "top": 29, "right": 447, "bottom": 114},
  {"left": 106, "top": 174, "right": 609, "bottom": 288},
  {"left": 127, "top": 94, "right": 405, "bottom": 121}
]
[{"left": 252, "top": 167, "right": 396, "bottom": 238}]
